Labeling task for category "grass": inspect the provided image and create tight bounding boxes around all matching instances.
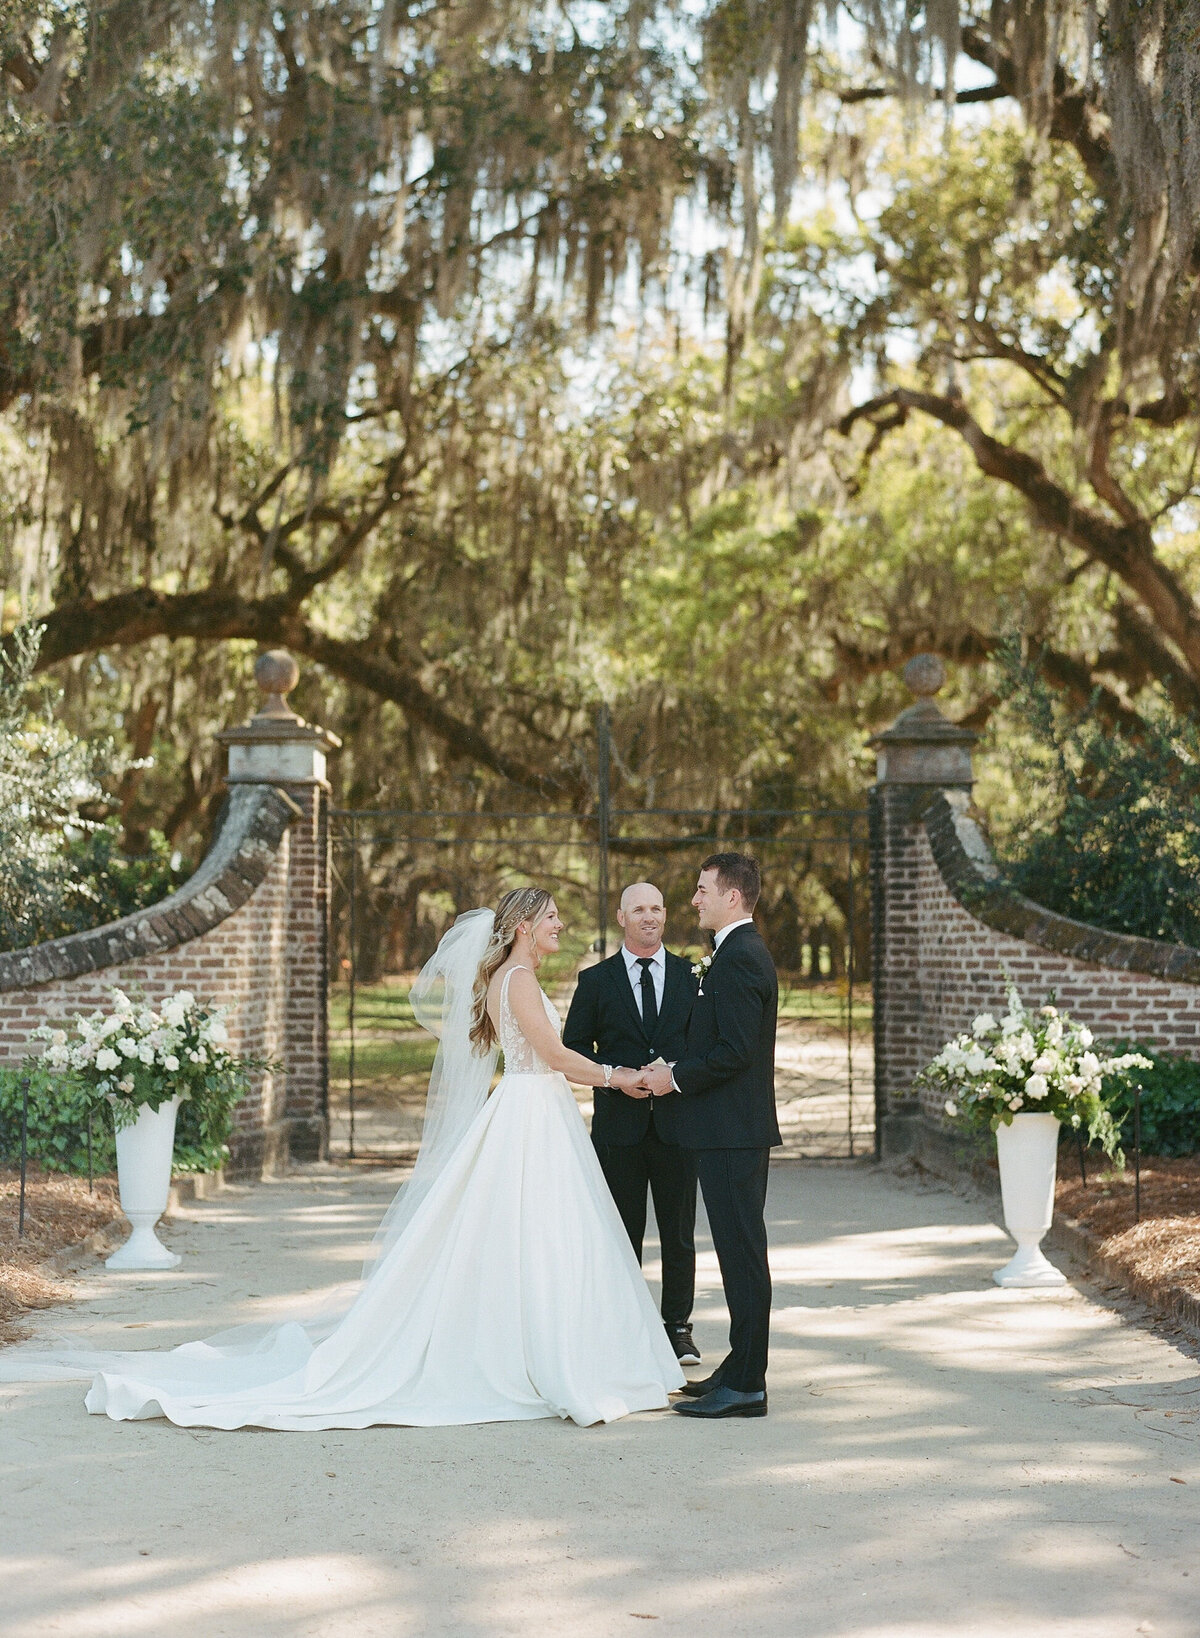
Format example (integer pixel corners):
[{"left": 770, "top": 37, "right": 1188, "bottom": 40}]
[{"left": 329, "top": 971, "right": 873, "bottom": 1092}]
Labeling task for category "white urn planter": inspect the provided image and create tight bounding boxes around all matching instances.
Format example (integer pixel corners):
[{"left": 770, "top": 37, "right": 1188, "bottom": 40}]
[
  {"left": 106, "top": 1095, "right": 183, "bottom": 1271},
  {"left": 993, "top": 1112, "right": 1067, "bottom": 1288}
]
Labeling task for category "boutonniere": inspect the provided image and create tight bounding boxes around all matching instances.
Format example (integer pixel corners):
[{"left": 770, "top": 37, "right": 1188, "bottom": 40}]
[{"left": 691, "top": 955, "right": 712, "bottom": 983}]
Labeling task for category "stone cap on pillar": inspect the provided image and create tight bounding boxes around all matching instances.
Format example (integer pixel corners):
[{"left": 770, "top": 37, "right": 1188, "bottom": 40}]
[
  {"left": 870, "top": 654, "right": 976, "bottom": 786},
  {"left": 217, "top": 650, "right": 342, "bottom": 787}
]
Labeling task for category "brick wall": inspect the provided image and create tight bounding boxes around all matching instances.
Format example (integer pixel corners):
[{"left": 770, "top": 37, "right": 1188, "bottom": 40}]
[
  {"left": 0, "top": 784, "right": 317, "bottom": 1177},
  {"left": 908, "top": 788, "right": 1200, "bottom": 1124}
]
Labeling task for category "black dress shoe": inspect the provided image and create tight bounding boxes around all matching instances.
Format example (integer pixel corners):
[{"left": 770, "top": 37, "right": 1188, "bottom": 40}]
[
  {"left": 667, "top": 1325, "right": 701, "bottom": 1366},
  {"left": 678, "top": 1369, "right": 723, "bottom": 1399},
  {"left": 674, "top": 1386, "right": 767, "bottom": 1419}
]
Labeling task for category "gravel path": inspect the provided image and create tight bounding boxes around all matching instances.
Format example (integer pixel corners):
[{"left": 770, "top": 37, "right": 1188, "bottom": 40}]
[{"left": 2, "top": 1159, "right": 1198, "bottom": 1637}]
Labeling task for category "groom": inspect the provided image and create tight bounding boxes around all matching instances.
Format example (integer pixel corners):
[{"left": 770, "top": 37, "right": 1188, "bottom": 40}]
[{"left": 635, "top": 852, "right": 780, "bottom": 1420}]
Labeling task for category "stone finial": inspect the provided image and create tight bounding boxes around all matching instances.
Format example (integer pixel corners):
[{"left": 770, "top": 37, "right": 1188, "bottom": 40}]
[
  {"left": 903, "top": 653, "right": 946, "bottom": 699},
  {"left": 869, "top": 651, "right": 976, "bottom": 787},
  {"left": 254, "top": 650, "right": 302, "bottom": 720},
  {"left": 217, "top": 649, "right": 341, "bottom": 785}
]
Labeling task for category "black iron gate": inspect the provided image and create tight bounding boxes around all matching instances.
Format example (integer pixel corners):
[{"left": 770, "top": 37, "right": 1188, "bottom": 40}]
[{"left": 328, "top": 790, "right": 873, "bottom": 1164}]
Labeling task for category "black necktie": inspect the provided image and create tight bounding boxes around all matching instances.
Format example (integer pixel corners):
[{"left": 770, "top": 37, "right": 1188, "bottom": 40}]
[{"left": 636, "top": 957, "right": 659, "bottom": 1037}]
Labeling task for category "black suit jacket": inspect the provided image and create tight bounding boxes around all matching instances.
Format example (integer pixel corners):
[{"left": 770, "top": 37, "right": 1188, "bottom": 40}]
[
  {"left": 563, "top": 948, "right": 697, "bottom": 1146},
  {"left": 670, "top": 922, "right": 781, "bottom": 1150}
]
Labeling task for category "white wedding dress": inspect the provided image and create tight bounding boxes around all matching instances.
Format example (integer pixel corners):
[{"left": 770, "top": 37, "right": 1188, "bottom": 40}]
[{"left": 4, "top": 956, "right": 683, "bottom": 1430}]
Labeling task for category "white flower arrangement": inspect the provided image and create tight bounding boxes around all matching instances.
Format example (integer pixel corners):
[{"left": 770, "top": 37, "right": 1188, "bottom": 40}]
[
  {"left": 916, "top": 983, "right": 1151, "bottom": 1159},
  {"left": 691, "top": 955, "right": 712, "bottom": 980},
  {"left": 31, "top": 987, "right": 255, "bottom": 1131}
]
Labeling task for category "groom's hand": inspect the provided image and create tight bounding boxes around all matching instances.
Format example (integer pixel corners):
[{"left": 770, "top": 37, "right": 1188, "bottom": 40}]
[
  {"left": 608, "top": 1066, "right": 646, "bottom": 1096},
  {"left": 637, "top": 1063, "right": 674, "bottom": 1096}
]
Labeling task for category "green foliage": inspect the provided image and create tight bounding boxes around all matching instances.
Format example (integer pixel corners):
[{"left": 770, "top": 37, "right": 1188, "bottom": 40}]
[
  {"left": 0, "top": 1062, "right": 115, "bottom": 1175},
  {"left": 0, "top": 1055, "right": 243, "bottom": 1178},
  {"left": 0, "top": 622, "right": 112, "bottom": 951},
  {"left": 62, "top": 822, "right": 188, "bottom": 926},
  {"left": 0, "top": 625, "right": 187, "bottom": 953},
  {"left": 171, "top": 1081, "right": 241, "bottom": 1175},
  {"left": 1104, "top": 1045, "right": 1200, "bottom": 1159},
  {"left": 993, "top": 651, "right": 1200, "bottom": 947}
]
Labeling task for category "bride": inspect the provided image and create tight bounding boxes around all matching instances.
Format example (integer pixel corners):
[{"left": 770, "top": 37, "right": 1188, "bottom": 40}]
[{"left": 0, "top": 888, "right": 685, "bottom": 1428}]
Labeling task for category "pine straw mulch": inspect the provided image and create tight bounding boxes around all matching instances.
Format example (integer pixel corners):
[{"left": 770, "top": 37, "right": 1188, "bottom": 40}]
[
  {"left": 0, "top": 1167, "right": 122, "bottom": 1344},
  {"left": 1055, "top": 1156, "right": 1200, "bottom": 1318}
]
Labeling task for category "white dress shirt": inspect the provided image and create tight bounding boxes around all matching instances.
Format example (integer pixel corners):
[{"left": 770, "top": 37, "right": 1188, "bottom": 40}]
[{"left": 622, "top": 942, "right": 665, "bottom": 1017}]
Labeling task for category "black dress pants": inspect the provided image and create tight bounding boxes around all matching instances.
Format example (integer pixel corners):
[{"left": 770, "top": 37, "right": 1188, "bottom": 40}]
[
  {"left": 593, "top": 1126, "right": 697, "bottom": 1327},
  {"left": 695, "top": 1147, "right": 771, "bottom": 1393}
]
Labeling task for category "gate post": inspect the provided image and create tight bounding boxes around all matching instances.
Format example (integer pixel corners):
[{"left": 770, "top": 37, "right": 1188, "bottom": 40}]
[
  {"left": 218, "top": 652, "right": 341, "bottom": 1167},
  {"left": 869, "top": 656, "right": 976, "bottom": 1157}
]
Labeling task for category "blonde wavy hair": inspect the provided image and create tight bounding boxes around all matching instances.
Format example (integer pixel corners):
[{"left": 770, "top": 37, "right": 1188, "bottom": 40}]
[{"left": 468, "top": 887, "right": 554, "bottom": 1052}]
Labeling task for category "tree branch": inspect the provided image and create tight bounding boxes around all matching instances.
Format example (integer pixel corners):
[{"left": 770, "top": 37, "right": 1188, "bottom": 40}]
[
  {"left": 960, "top": 24, "right": 1112, "bottom": 194},
  {"left": 839, "top": 388, "right": 1200, "bottom": 686},
  {"left": 9, "top": 590, "right": 576, "bottom": 799},
  {"left": 838, "top": 82, "right": 1007, "bottom": 106}
]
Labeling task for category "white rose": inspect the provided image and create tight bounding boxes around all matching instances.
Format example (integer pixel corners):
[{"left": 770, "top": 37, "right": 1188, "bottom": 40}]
[
  {"left": 963, "top": 1049, "right": 989, "bottom": 1075},
  {"left": 164, "top": 1055, "right": 179, "bottom": 1072},
  {"left": 117, "top": 1037, "right": 138, "bottom": 1058},
  {"left": 972, "top": 1014, "right": 997, "bottom": 1038},
  {"left": 1040, "top": 1005, "right": 1058, "bottom": 1018},
  {"left": 117, "top": 1077, "right": 134, "bottom": 1094},
  {"left": 1078, "top": 1027, "right": 1093, "bottom": 1048},
  {"left": 1008, "top": 1095, "right": 1024, "bottom": 1110},
  {"left": 1080, "top": 1052, "right": 1100, "bottom": 1077},
  {"left": 137, "top": 1041, "right": 155, "bottom": 1064},
  {"left": 173, "top": 991, "right": 196, "bottom": 1012},
  {"left": 944, "top": 1100, "right": 959, "bottom": 1118},
  {"left": 1030, "top": 1053, "right": 1057, "bottom": 1075},
  {"left": 207, "top": 1020, "right": 229, "bottom": 1046},
  {"left": 95, "top": 1047, "right": 120, "bottom": 1071},
  {"left": 1024, "top": 1074, "right": 1049, "bottom": 1100}
]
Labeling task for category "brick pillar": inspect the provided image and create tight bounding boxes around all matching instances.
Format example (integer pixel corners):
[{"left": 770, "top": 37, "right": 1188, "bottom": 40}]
[
  {"left": 869, "top": 655, "right": 976, "bottom": 1157},
  {"left": 218, "top": 651, "right": 341, "bottom": 1169}
]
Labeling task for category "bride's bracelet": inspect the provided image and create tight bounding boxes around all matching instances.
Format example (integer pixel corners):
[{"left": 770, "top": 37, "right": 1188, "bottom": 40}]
[{"left": 602, "top": 1064, "right": 614, "bottom": 1087}]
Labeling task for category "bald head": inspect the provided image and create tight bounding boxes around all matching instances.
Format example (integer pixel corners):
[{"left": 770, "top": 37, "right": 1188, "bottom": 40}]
[{"left": 617, "top": 881, "right": 666, "bottom": 957}]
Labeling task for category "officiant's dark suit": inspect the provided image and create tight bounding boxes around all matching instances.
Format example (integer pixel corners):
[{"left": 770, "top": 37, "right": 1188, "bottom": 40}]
[
  {"left": 672, "top": 917, "right": 780, "bottom": 1396},
  {"left": 563, "top": 945, "right": 699, "bottom": 1331}
]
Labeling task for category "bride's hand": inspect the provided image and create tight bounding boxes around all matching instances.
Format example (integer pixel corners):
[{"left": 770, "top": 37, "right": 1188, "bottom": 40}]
[{"left": 608, "top": 1066, "right": 646, "bottom": 1096}]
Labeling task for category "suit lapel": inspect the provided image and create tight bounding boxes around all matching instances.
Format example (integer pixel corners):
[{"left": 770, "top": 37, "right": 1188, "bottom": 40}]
[
  {"left": 606, "top": 951, "right": 648, "bottom": 1041},
  {"left": 709, "top": 922, "right": 755, "bottom": 974},
  {"left": 662, "top": 951, "right": 692, "bottom": 1018}
]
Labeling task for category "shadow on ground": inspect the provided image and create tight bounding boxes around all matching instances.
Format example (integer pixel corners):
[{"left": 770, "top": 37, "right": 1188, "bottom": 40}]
[{"left": 2, "top": 1161, "right": 1198, "bottom": 1638}]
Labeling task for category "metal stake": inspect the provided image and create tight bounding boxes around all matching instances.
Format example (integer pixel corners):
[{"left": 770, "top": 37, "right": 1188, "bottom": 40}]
[
  {"left": 347, "top": 814, "right": 358, "bottom": 1162},
  {"left": 1133, "top": 1083, "right": 1142, "bottom": 1224},
  {"left": 18, "top": 1075, "right": 29, "bottom": 1238},
  {"left": 846, "top": 821, "right": 856, "bottom": 1159},
  {"left": 86, "top": 1109, "right": 94, "bottom": 1193},
  {"left": 596, "top": 704, "right": 611, "bottom": 958}
]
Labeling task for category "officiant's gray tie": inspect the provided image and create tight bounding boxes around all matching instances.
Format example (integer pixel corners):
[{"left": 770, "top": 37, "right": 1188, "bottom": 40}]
[{"left": 637, "top": 957, "right": 658, "bottom": 1037}]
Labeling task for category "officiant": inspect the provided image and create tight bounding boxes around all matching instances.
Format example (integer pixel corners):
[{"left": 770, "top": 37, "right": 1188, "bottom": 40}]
[{"left": 564, "top": 881, "right": 701, "bottom": 1367}]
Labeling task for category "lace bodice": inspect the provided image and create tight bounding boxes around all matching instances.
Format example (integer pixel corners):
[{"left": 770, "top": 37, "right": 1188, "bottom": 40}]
[{"left": 498, "top": 967, "right": 561, "bottom": 1074}]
